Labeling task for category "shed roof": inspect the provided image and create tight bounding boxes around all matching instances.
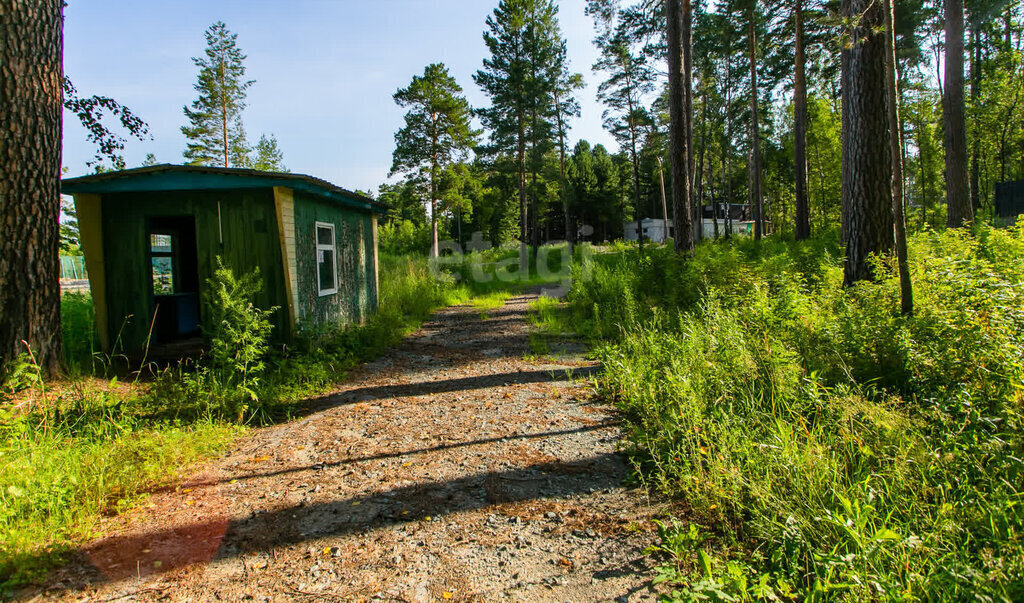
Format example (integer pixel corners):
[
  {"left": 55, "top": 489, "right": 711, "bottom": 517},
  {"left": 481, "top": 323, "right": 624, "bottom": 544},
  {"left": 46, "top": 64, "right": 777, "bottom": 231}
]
[{"left": 61, "top": 164, "right": 387, "bottom": 214}]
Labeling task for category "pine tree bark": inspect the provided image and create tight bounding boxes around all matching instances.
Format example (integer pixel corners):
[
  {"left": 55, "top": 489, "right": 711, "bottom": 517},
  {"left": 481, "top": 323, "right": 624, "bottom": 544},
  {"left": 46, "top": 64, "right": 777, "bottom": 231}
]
[
  {"left": 970, "top": 27, "right": 981, "bottom": 212},
  {"left": 722, "top": 35, "right": 734, "bottom": 239},
  {"left": 0, "top": 0, "right": 64, "bottom": 376},
  {"left": 695, "top": 88, "right": 708, "bottom": 243},
  {"left": 748, "top": 11, "right": 764, "bottom": 240},
  {"left": 624, "top": 67, "right": 644, "bottom": 254},
  {"left": 430, "top": 126, "right": 440, "bottom": 258},
  {"left": 944, "top": 0, "right": 973, "bottom": 227},
  {"left": 517, "top": 124, "right": 528, "bottom": 271},
  {"left": 668, "top": 0, "right": 694, "bottom": 254},
  {"left": 793, "top": 0, "right": 811, "bottom": 240},
  {"left": 884, "top": 0, "right": 913, "bottom": 315},
  {"left": 554, "top": 88, "right": 573, "bottom": 251},
  {"left": 684, "top": 3, "right": 696, "bottom": 246},
  {"left": 657, "top": 156, "right": 669, "bottom": 227},
  {"left": 530, "top": 107, "right": 540, "bottom": 259},
  {"left": 221, "top": 62, "right": 229, "bottom": 168},
  {"left": 841, "top": 0, "right": 894, "bottom": 285}
]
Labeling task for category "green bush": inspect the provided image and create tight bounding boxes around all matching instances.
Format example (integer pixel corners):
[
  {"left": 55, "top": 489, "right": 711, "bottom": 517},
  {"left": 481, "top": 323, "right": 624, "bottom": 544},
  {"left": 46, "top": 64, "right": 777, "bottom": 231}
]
[
  {"left": 378, "top": 219, "right": 431, "bottom": 255},
  {"left": 204, "top": 260, "right": 278, "bottom": 389},
  {"left": 570, "top": 225, "right": 1024, "bottom": 600}
]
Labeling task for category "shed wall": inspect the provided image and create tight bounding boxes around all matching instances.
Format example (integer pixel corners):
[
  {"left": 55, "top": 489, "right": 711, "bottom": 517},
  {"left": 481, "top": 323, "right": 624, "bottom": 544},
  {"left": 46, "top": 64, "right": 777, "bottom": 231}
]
[
  {"left": 293, "top": 193, "right": 377, "bottom": 330},
  {"left": 99, "top": 189, "right": 289, "bottom": 353}
]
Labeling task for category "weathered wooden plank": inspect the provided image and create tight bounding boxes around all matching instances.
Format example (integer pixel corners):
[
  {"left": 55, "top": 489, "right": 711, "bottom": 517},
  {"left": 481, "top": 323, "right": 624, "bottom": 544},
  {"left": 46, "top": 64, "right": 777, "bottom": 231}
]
[{"left": 74, "top": 194, "right": 110, "bottom": 351}]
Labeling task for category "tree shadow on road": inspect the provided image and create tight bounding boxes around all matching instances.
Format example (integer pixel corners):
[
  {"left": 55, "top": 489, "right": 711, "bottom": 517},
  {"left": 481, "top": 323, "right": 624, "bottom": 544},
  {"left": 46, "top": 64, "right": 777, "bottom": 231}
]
[{"left": 55, "top": 449, "right": 629, "bottom": 591}]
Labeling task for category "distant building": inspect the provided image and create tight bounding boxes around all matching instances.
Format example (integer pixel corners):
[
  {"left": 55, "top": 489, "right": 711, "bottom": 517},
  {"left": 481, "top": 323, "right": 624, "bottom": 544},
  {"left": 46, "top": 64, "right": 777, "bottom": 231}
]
[
  {"left": 62, "top": 165, "right": 387, "bottom": 357},
  {"left": 623, "top": 203, "right": 761, "bottom": 242},
  {"left": 624, "top": 218, "right": 673, "bottom": 243}
]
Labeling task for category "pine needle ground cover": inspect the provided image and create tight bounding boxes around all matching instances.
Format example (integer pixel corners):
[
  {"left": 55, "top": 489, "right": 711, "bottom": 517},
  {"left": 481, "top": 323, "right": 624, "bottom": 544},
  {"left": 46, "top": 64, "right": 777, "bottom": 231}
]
[{"left": 566, "top": 226, "right": 1024, "bottom": 600}]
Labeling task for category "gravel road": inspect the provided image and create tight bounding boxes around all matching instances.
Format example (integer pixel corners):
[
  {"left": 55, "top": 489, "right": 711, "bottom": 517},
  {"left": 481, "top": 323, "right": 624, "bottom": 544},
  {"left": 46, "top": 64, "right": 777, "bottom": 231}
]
[{"left": 32, "top": 291, "right": 661, "bottom": 602}]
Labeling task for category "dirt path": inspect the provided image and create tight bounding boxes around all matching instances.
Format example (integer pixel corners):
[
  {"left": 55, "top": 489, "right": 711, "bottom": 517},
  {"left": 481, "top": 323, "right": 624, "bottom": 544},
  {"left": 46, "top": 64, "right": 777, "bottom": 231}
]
[{"left": 35, "top": 292, "right": 661, "bottom": 602}]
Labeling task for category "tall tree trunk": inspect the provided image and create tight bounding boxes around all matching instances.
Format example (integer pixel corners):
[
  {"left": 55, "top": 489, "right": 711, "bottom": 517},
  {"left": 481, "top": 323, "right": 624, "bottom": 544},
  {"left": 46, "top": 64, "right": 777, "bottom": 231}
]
[
  {"left": 723, "top": 40, "right": 734, "bottom": 239},
  {"left": 430, "top": 198, "right": 439, "bottom": 258},
  {"left": 794, "top": 0, "right": 811, "bottom": 239},
  {"left": 709, "top": 148, "right": 719, "bottom": 237},
  {"left": 517, "top": 124, "right": 528, "bottom": 271},
  {"left": 0, "top": 0, "right": 64, "bottom": 376},
  {"left": 841, "top": 0, "right": 894, "bottom": 285},
  {"left": 944, "top": 0, "right": 973, "bottom": 227},
  {"left": 917, "top": 109, "right": 929, "bottom": 229},
  {"left": 970, "top": 27, "right": 981, "bottom": 212},
  {"left": 814, "top": 128, "right": 827, "bottom": 230},
  {"left": 657, "top": 156, "right": 669, "bottom": 229},
  {"left": 530, "top": 105, "right": 541, "bottom": 260},
  {"left": 430, "top": 132, "right": 439, "bottom": 258},
  {"left": 748, "top": 11, "right": 764, "bottom": 240},
  {"left": 695, "top": 88, "right": 708, "bottom": 243},
  {"left": 884, "top": 0, "right": 913, "bottom": 315},
  {"left": 685, "top": 3, "right": 696, "bottom": 246},
  {"left": 554, "top": 89, "right": 573, "bottom": 251},
  {"left": 221, "top": 62, "right": 229, "bottom": 167},
  {"left": 624, "top": 69, "right": 644, "bottom": 253},
  {"left": 668, "top": 0, "right": 694, "bottom": 253},
  {"left": 628, "top": 129, "right": 643, "bottom": 252}
]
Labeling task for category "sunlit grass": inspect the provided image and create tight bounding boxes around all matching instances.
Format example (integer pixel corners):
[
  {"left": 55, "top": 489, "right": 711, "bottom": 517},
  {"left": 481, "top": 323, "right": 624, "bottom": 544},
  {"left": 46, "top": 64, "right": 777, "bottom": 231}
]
[{"left": 568, "top": 225, "right": 1024, "bottom": 600}]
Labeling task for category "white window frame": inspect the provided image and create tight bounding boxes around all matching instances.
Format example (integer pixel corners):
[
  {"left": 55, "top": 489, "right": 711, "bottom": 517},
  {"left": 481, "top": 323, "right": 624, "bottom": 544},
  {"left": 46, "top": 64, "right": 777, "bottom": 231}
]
[{"left": 315, "top": 221, "right": 338, "bottom": 296}]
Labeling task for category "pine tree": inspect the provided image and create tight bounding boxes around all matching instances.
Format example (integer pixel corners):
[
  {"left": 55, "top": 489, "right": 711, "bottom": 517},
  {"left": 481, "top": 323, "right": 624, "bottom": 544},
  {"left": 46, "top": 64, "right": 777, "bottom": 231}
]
[
  {"left": 667, "top": 0, "right": 695, "bottom": 253},
  {"left": 593, "top": 8, "right": 657, "bottom": 252},
  {"left": 944, "top": 0, "right": 974, "bottom": 227},
  {"left": 746, "top": 4, "right": 765, "bottom": 240},
  {"left": 251, "top": 134, "right": 287, "bottom": 172},
  {"left": 391, "top": 63, "right": 476, "bottom": 257},
  {"left": 0, "top": 0, "right": 63, "bottom": 376},
  {"left": 476, "top": 1, "right": 532, "bottom": 269},
  {"left": 476, "top": 0, "right": 566, "bottom": 269},
  {"left": 523, "top": 0, "right": 566, "bottom": 256},
  {"left": 841, "top": 0, "right": 895, "bottom": 285},
  {"left": 883, "top": 0, "right": 913, "bottom": 315},
  {"left": 553, "top": 68, "right": 584, "bottom": 247},
  {"left": 794, "top": 0, "right": 811, "bottom": 239},
  {"left": 181, "top": 22, "right": 253, "bottom": 168}
]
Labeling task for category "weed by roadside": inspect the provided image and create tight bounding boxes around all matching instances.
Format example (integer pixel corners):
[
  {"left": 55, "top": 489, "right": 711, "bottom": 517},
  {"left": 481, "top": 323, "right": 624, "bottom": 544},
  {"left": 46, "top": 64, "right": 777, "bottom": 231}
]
[{"left": 568, "top": 226, "right": 1024, "bottom": 600}]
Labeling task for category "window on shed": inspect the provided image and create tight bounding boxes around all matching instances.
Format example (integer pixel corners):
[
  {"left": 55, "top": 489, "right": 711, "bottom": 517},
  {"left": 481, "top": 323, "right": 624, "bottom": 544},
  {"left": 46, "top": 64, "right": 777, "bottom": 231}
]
[
  {"left": 316, "top": 222, "right": 337, "bottom": 296},
  {"left": 150, "top": 234, "right": 175, "bottom": 295}
]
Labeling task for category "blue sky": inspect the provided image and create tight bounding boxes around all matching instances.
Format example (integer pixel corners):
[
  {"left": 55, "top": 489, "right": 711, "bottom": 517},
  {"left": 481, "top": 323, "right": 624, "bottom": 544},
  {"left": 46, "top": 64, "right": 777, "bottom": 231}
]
[{"left": 61, "top": 0, "right": 617, "bottom": 193}]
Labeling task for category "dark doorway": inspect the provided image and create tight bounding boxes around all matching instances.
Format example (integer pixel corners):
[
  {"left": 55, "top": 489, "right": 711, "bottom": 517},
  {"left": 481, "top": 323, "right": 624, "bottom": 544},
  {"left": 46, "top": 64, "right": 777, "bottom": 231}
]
[{"left": 147, "top": 217, "right": 201, "bottom": 345}]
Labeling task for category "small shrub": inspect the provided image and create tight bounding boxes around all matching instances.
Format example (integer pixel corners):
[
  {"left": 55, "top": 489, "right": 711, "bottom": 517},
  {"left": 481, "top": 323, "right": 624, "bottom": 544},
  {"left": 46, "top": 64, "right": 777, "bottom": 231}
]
[{"left": 201, "top": 259, "right": 278, "bottom": 418}]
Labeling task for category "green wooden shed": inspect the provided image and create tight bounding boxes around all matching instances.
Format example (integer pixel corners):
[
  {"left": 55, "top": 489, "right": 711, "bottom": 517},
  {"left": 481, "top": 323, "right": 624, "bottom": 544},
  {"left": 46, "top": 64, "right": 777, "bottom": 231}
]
[{"left": 61, "top": 165, "right": 387, "bottom": 356}]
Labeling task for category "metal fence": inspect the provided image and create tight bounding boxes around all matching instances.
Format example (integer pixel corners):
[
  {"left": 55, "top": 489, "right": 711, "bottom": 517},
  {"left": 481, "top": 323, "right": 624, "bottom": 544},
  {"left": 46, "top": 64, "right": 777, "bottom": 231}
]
[{"left": 60, "top": 255, "right": 88, "bottom": 280}]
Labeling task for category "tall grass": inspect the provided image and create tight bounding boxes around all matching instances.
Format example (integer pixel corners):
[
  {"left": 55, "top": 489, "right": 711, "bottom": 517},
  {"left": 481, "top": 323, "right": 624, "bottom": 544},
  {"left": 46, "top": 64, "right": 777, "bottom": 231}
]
[{"left": 567, "top": 226, "right": 1024, "bottom": 600}]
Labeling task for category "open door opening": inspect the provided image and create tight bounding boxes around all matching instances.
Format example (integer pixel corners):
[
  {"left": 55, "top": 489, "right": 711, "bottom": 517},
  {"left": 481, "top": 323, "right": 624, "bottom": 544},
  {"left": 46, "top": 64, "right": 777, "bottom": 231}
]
[{"left": 147, "top": 216, "right": 200, "bottom": 347}]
